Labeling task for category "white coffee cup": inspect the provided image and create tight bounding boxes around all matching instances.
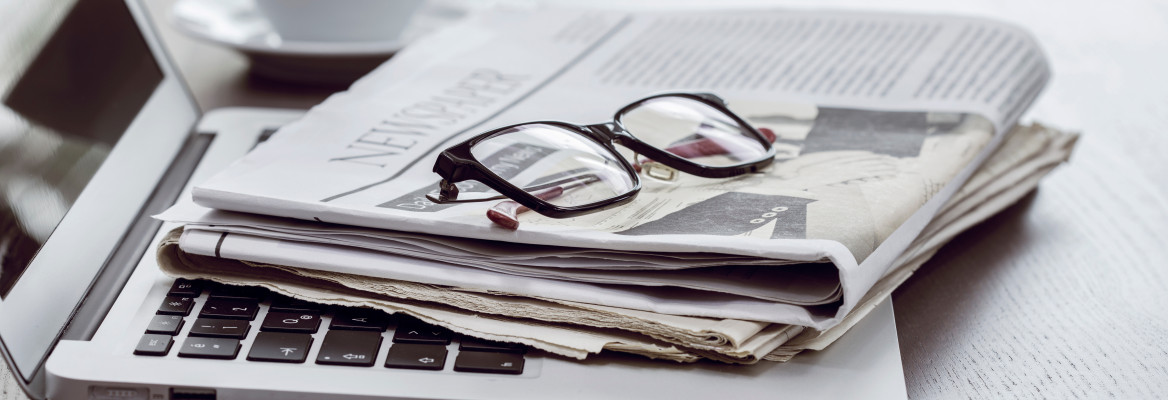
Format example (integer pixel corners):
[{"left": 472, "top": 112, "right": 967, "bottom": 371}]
[{"left": 255, "top": 0, "right": 425, "bottom": 42}]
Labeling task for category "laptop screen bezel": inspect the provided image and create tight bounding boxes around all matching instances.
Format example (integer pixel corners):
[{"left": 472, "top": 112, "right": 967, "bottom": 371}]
[{"left": 0, "top": 0, "right": 199, "bottom": 384}]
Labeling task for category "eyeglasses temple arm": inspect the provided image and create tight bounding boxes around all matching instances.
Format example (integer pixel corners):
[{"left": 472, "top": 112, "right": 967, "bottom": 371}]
[
  {"left": 487, "top": 128, "right": 776, "bottom": 229},
  {"left": 636, "top": 127, "right": 777, "bottom": 166},
  {"left": 487, "top": 186, "right": 564, "bottom": 230},
  {"left": 486, "top": 174, "right": 599, "bottom": 230}
]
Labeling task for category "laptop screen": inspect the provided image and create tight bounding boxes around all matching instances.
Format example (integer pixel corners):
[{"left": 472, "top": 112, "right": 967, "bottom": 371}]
[{"left": 0, "top": 0, "right": 163, "bottom": 299}]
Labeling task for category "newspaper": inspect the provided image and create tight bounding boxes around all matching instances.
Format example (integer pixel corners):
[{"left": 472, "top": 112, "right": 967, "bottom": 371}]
[
  {"left": 157, "top": 7, "right": 1052, "bottom": 332},
  {"left": 158, "top": 123, "right": 1077, "bottom": 363}
]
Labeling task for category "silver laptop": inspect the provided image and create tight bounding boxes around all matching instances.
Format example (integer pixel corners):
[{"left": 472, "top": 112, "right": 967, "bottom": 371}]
[{"left": 0, "top": 1, "right": 907, "bottom": 399}]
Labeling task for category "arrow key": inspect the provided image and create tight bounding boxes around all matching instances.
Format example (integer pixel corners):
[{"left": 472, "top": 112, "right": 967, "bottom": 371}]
[
  {"left": 384, "top": 344, "right": 447, "bottom": 371},
  {"left": 247, "top": 332, "right": 313, "bottom": 363},
  {"left": 392, "top": 320, "right": 451, "bottom": 345}
]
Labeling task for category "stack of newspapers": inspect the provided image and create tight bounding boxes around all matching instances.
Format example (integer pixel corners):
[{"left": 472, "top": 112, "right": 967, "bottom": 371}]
[{"left": 156, "top": 6, "right": 1077, "bottom": 363}]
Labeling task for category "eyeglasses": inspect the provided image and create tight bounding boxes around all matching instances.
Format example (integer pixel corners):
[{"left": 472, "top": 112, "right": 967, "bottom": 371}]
[{"left": 426, "top": 93, "right": 776, "bottom": 226}]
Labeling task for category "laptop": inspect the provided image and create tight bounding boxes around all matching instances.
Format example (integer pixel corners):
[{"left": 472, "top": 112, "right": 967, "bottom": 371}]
[{"left": 0, "top": 0, "right": 907, "bottom": 399}]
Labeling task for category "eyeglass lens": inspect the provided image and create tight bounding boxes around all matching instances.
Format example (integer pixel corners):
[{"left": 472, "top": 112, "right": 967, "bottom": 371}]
[
  {"left": 468, "top": 123, "right": 636, "bottom": 208},
  {"left": 618, "top": 96, "right": 767, "bottom": 167},
  {"left": 464, "top": 96, "right": 767, "bottom": 210}
]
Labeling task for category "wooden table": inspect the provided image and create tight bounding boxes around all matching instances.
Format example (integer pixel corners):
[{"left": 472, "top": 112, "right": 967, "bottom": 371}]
[{"left": 4, "top": 1, "right": 1166, "bottom": 399}]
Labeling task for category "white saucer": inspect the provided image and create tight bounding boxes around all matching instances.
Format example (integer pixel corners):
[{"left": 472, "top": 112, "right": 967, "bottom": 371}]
[{"left": 169, "top": 0, "right": 468, "bottom": 84}]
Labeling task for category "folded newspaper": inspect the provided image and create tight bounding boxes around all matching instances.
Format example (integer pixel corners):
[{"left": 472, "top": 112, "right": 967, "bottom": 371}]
[{"left": 156, "top": 7, "right": 1073, "bottom": 362}]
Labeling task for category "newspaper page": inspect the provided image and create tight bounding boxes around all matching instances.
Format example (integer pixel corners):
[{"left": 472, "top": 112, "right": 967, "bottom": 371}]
[
  {"left": 160, "top": 7, "right": 1051, "bottom": 331},
  {"left": 157, "top": 123, "right": 1077, "bottom": 363}
]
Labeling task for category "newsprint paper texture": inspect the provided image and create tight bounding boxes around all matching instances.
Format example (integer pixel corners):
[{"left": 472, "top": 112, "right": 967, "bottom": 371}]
[
  {"left": 158, "top": 8, "right": 1055, "bottom": 335},
  {"left": 158, "top": 123, "right": 1077, "bottom": 363},
  {"left": 155, "top": 7, "right": 1064, "bottom": 362}
]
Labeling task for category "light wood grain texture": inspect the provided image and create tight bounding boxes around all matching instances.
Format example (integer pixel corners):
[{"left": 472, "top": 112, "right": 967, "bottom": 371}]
[
  {"left": 887, "top": 0, "right": 1168, "bottom": 398},
  {"left": 4, "top": 0, "right": 1167, "bottom": 399},
  {"left": 1, "top": 367, "right": 22, "bottom": 400}
]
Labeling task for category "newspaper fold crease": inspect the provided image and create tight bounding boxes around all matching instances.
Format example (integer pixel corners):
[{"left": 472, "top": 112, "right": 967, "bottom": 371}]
[{"left": 158, "top": 123, "right": 1075, "bottom": 363}]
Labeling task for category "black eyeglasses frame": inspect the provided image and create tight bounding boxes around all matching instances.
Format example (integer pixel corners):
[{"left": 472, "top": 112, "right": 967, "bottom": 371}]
[{"left": 426, "top": 92, "right": 776, "bottom": 219}]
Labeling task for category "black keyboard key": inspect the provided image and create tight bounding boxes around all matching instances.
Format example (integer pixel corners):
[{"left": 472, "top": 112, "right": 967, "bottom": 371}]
[
  {"left": 134, "top": 334, "right": 173, "bottom": 356},
  {"left": 261, "top": 311, "right": 321, "bottom": 333},
  {"left": 384, "top": 344, "right": 447, "bottom": 371},
  {"left": 329, "top": 309, "right": 390, "bottom": 331},
  {"left": 269, "top": 296, "right": 324, "bottom": 313},
  {"left": 188, "top": 318, "right": 251, "bottom": 339},
  {"left": 157, "top": 295, "right": 195, "bottom": 316},
  {"left": 145, "top": 315, "right": 185, "bottom": 335},
  {"left": 247, "top": 332, "right": 313, "bottom": 363},
  {"left": 208, "top": 285, "right": 267, "bottom": 301},
  {"left": 454, "top": 351, "right": 525, "bottom": 375},
  {"left": 167, "top": 279, "right": 204, "bottom": 297},
  {"left": 316, "top": 330, "right": 381, "bottom": 367},
  {"left": 459, "top": 337, "right": 526, "bottom": 353},
  {"left": 178, "top": 337, "right": 240, "bottom": 359},
  {"left": 392, "top": 320, "right": 451, "bottom": 345},
  {"left": 199, "top": 298, "right": 259, "bottom": 320}
]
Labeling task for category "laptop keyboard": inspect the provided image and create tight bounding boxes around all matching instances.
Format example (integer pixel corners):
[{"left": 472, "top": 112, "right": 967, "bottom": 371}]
[{"left": 133, "top": 279, "right": 527, "bottom": 375}]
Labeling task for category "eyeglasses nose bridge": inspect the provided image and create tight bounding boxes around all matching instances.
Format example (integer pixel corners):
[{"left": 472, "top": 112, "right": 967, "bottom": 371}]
[{"left": 640, "top": 162, "right": 680, "bottom": 182}]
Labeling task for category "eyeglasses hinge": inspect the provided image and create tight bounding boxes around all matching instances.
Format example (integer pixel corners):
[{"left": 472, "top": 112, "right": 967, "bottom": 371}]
[{"left": 438, "top": 179, "right": 460, "bottom": 202}]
